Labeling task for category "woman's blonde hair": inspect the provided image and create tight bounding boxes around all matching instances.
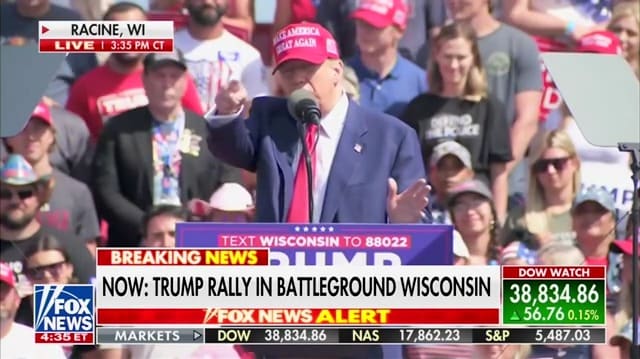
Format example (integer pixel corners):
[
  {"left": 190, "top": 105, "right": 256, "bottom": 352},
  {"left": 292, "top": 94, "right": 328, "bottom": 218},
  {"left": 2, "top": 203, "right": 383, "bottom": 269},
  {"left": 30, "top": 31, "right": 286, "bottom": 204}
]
[
  {"left": 537, "top": 242, "right": 586, "bottom": 265},
  {"left": 610, "top": 1, "right": 640, "bottom": 37},
  {"left": 609, "top": 1, "right": 640, "bottom": 76},
  {"left": 524, "top": 129, "right": 581, "bottom": 235},
  {"left": 428, "top": 22, "right": 488, "bottom": 99}
]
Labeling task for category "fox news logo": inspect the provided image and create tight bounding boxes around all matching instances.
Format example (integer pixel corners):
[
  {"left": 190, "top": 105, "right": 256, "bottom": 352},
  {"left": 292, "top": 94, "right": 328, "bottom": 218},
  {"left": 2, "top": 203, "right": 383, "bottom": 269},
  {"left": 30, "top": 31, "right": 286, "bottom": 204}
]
[{"left": 34, "top": 284, "right": 94, "bottom": 333}]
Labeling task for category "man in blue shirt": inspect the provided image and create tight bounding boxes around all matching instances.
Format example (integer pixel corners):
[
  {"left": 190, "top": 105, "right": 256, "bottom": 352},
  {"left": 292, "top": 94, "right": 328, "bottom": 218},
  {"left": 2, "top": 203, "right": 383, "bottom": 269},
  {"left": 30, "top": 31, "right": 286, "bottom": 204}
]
[{"left": 348, "top": 0, "right": 428, "bottom": 118}]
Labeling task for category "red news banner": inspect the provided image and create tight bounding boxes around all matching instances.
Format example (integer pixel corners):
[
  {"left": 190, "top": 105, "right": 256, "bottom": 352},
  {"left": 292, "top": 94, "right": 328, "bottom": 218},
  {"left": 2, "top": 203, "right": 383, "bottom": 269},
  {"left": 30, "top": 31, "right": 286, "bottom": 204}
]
[
  {"left": 38, "top": 21, "right": 174, "bottom": 53},
  {"left": 95, "top": 248, "right": 502, "bottom": 326}
]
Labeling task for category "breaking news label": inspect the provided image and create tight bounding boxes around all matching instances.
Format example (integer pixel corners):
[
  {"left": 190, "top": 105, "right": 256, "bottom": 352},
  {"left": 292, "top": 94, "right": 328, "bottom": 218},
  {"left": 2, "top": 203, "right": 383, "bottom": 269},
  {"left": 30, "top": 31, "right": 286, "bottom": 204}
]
[
  {"left": 33, "top": 284, "right": 94, "bottom": 344},
  {"left": 38, "top": 21, "right": 174, "bottom": 53},
  {"left": 93, "top": 326, "right": 606, "bottom": 345}
]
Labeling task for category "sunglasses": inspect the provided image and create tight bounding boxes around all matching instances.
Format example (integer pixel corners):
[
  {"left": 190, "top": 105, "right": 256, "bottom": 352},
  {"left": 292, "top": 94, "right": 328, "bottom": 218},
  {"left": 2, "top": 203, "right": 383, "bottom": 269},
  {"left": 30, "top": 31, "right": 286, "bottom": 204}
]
[
  {"left": 532, "top": 157, "right": 570, "bottom": 173},
  {"left": 25, "top": 261, "right": 66, "bottom": 280},
  {"left": 0, "top": 188, "right": 35, "bottom": 200}
]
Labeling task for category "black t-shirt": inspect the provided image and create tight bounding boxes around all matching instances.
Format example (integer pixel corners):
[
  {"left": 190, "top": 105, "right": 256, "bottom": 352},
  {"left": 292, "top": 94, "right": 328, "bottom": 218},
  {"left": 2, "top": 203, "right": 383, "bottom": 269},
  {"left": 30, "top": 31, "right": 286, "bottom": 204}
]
[
  {"left": 0, "top": 225, "right": 96, "bottom": 284},
  {"left": 401, "top": 93, "right": 513, "bottom": 178}
]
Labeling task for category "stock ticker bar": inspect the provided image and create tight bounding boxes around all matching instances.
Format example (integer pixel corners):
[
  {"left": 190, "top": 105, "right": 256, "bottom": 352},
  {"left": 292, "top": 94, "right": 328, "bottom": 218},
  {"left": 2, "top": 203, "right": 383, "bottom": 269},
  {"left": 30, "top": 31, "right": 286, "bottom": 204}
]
[
  {"left": 196, "top": 327, "right": 605, "bottom": 345},
  {"left": 94, "top": 326, "right": 605, "bottom": 345}
]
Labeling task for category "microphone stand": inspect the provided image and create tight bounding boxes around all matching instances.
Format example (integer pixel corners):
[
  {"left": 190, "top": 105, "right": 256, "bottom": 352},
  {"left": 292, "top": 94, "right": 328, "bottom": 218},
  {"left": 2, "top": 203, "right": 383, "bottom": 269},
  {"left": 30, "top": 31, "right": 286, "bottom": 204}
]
[
  {"left": 618, "top": 142, "right": 639, "bottom": 358},
  {"left": 297, "top": 121, "right": 314, "bottom": 223}
]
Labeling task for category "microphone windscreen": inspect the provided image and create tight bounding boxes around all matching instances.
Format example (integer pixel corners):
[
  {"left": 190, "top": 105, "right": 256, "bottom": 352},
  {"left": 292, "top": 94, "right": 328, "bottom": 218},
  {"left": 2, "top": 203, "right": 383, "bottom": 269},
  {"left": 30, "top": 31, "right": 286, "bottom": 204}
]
[{"left": 287, "top": 88, "right": 319, "bottom": 120}]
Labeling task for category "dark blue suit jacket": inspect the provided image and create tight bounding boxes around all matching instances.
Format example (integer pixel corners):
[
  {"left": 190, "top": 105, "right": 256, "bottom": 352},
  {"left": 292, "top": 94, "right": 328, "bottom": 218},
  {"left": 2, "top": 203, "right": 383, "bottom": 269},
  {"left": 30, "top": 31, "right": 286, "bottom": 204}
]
[{"left": 206, "top": 96, "right": 426, "bottom": 223}]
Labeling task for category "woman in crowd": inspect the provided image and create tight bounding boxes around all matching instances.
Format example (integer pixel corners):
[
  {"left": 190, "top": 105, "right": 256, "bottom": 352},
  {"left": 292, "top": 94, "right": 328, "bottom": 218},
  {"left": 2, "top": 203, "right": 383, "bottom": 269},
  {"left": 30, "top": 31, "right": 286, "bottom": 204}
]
[
  {"left": 572, "top": 186, "right": 618, "bottom": 265},
  {"left": 447, "top": 179, "right": 502, "bottom": 265},
  {"left": 402, "top": 22, "right": 512, "bottom": 220},
  {"left": 571, "top": 186, "right": 622, "bottom": 357},
  {"left": 23, "top": 235, "right": 76, "bottom": 287},
  {"left": 15, "top": 235, "right": 78, "bottom": 327},
  {"left": 608, "top": 0, "right": 640, "bottom": 78},
  {"left": 501, "top": 129, "right": 581, "bottom": 246}
]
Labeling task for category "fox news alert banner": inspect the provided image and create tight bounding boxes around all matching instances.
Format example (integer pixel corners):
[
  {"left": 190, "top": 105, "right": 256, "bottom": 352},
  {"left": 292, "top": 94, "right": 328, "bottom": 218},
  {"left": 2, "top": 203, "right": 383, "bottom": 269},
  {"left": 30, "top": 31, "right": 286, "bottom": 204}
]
[
  {"left": 38, "top": 21, "right": 174, "bottom": 53},
  {"left": 95, "top": 249, "right": 501, "bottom": 326},
  {"left": 175, "top": 223, "right": 454, "bottom": 265}
]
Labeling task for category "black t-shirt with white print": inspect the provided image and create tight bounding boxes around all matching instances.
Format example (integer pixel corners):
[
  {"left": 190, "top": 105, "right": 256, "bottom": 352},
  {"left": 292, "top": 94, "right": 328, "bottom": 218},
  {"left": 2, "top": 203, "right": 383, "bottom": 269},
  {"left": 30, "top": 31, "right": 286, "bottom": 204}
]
[
  {"left": 0, "top": 225, "right": 95, "bottom": 284},
  {"left": 401, "top": 93, "right": 513, "bottom": 179}
]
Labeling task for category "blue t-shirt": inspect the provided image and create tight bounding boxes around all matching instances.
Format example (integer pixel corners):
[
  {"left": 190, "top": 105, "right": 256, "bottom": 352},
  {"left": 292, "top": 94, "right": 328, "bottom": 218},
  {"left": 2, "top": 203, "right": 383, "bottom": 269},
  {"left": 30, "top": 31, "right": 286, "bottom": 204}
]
[{"left": 348, "top": 55, "right": 428, "bottom": 118}]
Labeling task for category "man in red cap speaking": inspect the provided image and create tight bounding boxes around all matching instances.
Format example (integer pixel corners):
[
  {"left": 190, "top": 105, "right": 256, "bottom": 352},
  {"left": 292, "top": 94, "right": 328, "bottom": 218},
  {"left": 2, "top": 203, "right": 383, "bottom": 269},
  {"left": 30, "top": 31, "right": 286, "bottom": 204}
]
[{"left": 206, "top": 21, "right": 429, "bottom": 224}]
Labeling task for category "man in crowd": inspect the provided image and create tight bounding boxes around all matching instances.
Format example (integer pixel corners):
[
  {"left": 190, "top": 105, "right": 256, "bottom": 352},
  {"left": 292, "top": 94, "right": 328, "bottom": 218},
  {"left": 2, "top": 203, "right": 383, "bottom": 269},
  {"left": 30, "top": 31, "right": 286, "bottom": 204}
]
[
  {"left": 66, "top": 1, "right": 204, "bottom": 142},
  {"left": 447, "top": 0, "right": 543, "bottom": 200},
  {"left": 1, "top": 97, "right": 93, "bottom": 184},
  {"left": 175, "top": 0, "right": 269, "bottom": 112},
  {"left": 348, "top": 0, "right": 428, "bottom": 117},
  {"left": 3, "top": 102, "right": 101, "bottom": 253},
  {"left": 140, "top": 205, "right": 188, "bottom": 248},
  {"left": 0, "top": 262, "right": 66, "bottom": 358},
  {"left": 0, "top": 154, "right": 95, "bottom": 284},
  {"left": 92, "top": 50, "right": 240, "bottom": 247}
]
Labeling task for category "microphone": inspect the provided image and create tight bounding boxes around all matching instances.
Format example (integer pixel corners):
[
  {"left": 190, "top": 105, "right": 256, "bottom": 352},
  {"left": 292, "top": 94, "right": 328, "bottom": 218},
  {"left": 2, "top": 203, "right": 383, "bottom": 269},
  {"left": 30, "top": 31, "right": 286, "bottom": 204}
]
[
  {"left": 286, "top": 89, "right": 320, "bottom": 223},
  {"left": 287, "top": 89, "right": 321, "bottom": 125}
]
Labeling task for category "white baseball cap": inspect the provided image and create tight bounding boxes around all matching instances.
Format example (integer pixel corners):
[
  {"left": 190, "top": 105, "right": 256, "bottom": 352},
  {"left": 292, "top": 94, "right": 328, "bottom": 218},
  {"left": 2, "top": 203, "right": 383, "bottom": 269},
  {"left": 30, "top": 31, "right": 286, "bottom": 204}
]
[{"left": 209, "top": 183, "right": 254, "bottom": 212}]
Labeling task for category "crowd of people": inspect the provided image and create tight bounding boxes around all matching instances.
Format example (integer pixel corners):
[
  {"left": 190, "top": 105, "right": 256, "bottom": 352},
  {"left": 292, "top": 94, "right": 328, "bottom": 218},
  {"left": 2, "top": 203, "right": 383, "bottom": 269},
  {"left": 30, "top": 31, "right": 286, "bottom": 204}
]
[{"left": 0, "top": 0, "right": 639, "bottom": 358}]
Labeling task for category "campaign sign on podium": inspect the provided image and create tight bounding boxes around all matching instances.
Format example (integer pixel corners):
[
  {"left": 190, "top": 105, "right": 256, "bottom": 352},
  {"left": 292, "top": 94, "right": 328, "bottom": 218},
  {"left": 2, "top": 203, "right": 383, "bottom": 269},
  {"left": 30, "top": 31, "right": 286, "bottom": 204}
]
[{"left": 176, "top": 223, "right": 453, "bottom": 265}]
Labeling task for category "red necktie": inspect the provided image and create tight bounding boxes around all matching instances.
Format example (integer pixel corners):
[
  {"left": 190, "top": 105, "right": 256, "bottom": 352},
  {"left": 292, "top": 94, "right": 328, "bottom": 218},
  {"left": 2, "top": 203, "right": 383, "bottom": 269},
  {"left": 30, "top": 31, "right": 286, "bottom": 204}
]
[{"left": 287, "top": 124, "right": 318, "bottom": 223}]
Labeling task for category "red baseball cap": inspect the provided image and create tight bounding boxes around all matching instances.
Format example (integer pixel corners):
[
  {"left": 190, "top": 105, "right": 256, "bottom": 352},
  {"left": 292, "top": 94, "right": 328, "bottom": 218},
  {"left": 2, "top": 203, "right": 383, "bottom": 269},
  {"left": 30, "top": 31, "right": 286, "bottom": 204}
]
[
  {"left": 31, "top": 101, "right": 53, "bottom": 127},
  {"left": 578, "top": 31, "right": 622, "bottom": 55},
  {"left": 351, "top": 0, "right": 408, "bottom": 31},
  {"left": 612, "top": 239, "right": 637, "bottom": 257},
  {"left": 272, "top": 22, "right": 340, "bottom": 73},
  {"left": 0, "top": 262, "right": 16, "bottom": 288}
]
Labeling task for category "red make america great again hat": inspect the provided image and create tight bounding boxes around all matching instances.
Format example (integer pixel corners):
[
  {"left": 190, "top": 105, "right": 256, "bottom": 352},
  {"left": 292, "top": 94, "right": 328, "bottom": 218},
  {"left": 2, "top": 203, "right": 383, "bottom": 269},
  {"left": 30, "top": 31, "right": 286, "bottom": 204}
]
[{"left": 272, "top": 22, "right": 340, "bottom": 73}]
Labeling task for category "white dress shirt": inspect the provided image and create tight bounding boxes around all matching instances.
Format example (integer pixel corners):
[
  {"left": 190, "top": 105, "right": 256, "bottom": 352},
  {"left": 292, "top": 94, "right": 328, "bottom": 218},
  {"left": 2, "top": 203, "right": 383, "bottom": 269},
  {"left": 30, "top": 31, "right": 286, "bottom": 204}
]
[{"left": 292, "top": 93, "right": 349, "bottom": 223}]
